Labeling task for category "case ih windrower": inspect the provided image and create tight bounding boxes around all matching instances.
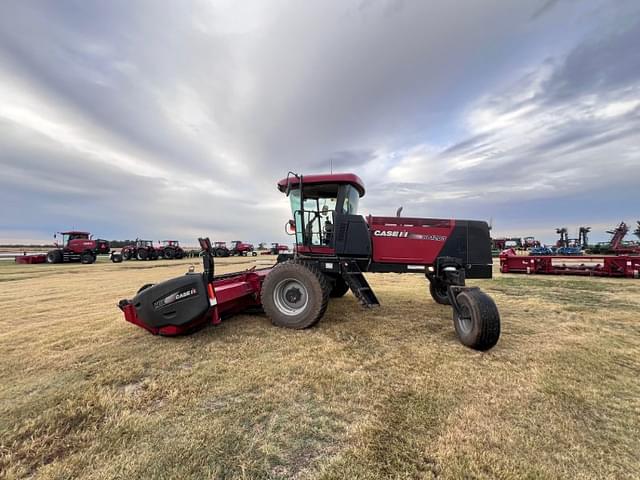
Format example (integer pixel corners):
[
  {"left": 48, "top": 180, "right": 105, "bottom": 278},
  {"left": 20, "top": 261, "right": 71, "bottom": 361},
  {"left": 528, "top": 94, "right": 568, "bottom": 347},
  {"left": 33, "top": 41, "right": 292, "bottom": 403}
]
[
  {"left": 230, "top": 240, "right": 258, "bottom": 256},
  {"left": 47, "top": 231, "right": 110, "bottom": 264},
  {"left": 118, "top": 173, "right": 500, "bottom": 350}
]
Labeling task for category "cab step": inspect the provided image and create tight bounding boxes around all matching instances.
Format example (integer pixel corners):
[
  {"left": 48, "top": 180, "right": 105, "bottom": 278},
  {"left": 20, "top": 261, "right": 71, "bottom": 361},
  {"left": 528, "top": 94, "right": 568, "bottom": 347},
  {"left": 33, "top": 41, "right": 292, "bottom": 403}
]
[{"left": 341, "top": 260, "right": 380, "bottom": 307}]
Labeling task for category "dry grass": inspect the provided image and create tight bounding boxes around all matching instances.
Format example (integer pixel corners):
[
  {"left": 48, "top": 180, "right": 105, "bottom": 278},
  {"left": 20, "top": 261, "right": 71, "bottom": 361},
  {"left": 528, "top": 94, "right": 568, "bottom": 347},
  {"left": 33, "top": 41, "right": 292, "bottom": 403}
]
[{"left": 1, "top": 257, "right": 639, "bottom": 479}]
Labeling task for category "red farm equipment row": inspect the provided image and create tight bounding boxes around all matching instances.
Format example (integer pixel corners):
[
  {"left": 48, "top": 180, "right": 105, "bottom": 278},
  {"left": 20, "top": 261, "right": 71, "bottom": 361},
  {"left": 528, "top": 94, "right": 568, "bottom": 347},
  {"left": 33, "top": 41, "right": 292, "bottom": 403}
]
[
  {"left": 500, "top": 249, "right": 640, "bottom": 278},
  {"left": 118, "top": 172, "right": 501, "bottom": 351}
]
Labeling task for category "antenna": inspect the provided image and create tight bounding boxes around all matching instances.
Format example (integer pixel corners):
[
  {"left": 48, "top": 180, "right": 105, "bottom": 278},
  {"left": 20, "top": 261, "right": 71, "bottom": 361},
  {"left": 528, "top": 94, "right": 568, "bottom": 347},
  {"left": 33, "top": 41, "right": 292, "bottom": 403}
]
[{"left": 330, "top": 157, "right": 333, "bottom": 174}]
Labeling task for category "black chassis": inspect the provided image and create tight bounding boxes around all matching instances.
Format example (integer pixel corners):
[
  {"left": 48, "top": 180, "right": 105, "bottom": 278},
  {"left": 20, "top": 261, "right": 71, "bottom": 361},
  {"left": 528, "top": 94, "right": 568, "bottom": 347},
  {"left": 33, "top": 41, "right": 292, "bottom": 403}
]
[{"left": 276, "top": 252, "right": 484, "bottom": 319}]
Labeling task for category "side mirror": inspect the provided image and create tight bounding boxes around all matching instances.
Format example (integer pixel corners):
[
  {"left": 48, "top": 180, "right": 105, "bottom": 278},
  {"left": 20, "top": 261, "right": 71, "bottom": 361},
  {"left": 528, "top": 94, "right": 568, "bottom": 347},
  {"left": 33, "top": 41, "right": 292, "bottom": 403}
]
[{"left": 286, "top": 220, "right": 296, "bottom": 235}]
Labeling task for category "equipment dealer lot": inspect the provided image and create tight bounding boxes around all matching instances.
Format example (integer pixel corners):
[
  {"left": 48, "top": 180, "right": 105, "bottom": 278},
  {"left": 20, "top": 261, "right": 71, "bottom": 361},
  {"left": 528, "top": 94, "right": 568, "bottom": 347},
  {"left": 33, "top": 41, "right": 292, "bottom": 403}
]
[{"left": 1, "top": 257, "right": 638, "bottom": 479}]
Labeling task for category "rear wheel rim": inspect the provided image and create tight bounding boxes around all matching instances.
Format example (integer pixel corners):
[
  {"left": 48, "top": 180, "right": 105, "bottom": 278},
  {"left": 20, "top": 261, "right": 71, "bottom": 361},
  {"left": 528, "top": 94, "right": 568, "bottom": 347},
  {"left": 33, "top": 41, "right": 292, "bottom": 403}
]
[
  {"left": 457, "top": 303, "right": 473, "bottom": 334},
  {"left": 273, "top": 278, "right": 309, "bottom": 316}
]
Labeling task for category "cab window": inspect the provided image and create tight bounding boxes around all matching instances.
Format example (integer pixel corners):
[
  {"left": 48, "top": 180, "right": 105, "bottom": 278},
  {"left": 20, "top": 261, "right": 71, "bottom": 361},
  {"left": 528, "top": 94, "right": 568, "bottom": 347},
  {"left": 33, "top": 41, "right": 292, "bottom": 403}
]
[
  {"left": 342, "top": 185, "right": 360, "bottom": 215},
  {"left": 288, "top": 188, "right": 337, "bottom": 246}
]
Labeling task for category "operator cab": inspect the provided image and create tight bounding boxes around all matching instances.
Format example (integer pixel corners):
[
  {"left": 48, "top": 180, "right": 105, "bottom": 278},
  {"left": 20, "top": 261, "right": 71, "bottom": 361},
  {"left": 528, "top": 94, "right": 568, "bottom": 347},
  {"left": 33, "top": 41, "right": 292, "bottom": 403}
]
[
  {"left": 277, "top": 173, "right": 370, "bottom": 257},
  {"left": 55, "top": 231, "right": 90, "bottom": 247}
]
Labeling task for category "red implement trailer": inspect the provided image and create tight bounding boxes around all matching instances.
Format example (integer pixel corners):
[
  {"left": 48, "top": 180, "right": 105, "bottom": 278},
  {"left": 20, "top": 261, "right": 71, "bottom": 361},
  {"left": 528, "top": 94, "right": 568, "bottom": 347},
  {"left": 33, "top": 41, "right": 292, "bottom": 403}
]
[
  {"left": 15, "top": 254, "right": 47, "bottom": 264},
  {"left": 46, "top": 231, "right": 110, "bottom": 264},
  {"left": 119, "top": 172, "right": 500, "bottom": 351},
  {"left": 500, "top": 249, "right": 640, "bottom": 278}
]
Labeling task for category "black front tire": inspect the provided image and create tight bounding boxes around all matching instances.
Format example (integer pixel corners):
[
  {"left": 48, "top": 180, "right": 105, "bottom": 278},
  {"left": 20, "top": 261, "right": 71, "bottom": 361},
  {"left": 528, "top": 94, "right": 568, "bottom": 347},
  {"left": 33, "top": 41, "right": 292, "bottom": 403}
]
[
  {"left": 46, "top": 250, "right": 62, "bottom": 264},
  {"left": 81, "top": 252, "right": 95, "bottom": 264},
  {"left": 330, "top": 276, "right": 350, "bottom": 298},
  {"left": 123, "top": 250, "right": 131, "bottom": 261},
  {"left": 261, "top": 260, "right": 329, "bottom": 329},
  {"left": 164, "top": 248, "right": 175, "bottom": 259},
  {"left": 453, "top": 289, "right": 500, "bottom": 351},
  {"left": 111, "top": 253, "right": 123, "bottom": 263},
  {"left": 137, "top": 249, "right": 148, "bottom": 260}
]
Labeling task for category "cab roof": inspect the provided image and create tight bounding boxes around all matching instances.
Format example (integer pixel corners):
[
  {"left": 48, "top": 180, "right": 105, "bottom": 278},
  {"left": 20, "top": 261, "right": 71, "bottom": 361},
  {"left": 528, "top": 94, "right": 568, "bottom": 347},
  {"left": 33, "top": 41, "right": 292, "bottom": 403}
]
[
  {"left": 60, "top": 231, "right": 89, "bottom": 235},
  {"left": 277, "top": 173, "right": 365, "bottom": 197}
]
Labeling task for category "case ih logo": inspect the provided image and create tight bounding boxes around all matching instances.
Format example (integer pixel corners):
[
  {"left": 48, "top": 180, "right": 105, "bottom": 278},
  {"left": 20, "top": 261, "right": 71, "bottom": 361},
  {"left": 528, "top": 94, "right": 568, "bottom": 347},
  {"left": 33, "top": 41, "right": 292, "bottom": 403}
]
[
  {"left": 373, "top": 230, "right": 447, "bottom": 242},
  {"left": 153, "top": 287, "right": 197, "bottom": 309},
  {"left": 374, "top": 230, "right": 409, "bottom": 238}
]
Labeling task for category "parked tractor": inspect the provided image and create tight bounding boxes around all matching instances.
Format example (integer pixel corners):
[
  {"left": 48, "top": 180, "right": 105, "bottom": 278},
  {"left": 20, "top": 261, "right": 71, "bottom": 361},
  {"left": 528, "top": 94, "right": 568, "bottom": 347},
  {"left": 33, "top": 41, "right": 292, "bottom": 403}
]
[
  {"left": 269, "top": 243, "right": 289, "bottom": 255},
  {"left": 213, "top": 241, "right": 231, "bottom": 257},
  {"left": 119, "top": 172, "right": 500, "bottom": 351},
  {"left": 121, "top": 239, "right": 158, "bottom": 261},
  {"left": 157, "top": 240, "right": 185, "bottom": 260},
  {"left": 230, "top": 240, "right": 257, "bottom": 256},
  {"left": 46, "top": 231, "right": 110, "bottom": 264}
]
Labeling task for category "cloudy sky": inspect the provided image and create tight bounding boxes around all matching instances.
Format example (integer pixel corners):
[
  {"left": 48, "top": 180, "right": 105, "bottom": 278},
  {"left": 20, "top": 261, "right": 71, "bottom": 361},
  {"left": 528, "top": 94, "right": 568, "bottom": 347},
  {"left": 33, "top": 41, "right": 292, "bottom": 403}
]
[{"left": 1, "top": 0, "right": 639, "bottom": 246}]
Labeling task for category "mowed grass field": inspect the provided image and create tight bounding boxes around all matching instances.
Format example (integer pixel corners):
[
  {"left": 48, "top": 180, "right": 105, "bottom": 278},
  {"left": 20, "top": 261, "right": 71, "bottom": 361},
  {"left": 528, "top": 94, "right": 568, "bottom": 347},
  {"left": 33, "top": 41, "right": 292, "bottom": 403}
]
[{"left": 1, "top": 257, "right": 639, "bottom": 479}]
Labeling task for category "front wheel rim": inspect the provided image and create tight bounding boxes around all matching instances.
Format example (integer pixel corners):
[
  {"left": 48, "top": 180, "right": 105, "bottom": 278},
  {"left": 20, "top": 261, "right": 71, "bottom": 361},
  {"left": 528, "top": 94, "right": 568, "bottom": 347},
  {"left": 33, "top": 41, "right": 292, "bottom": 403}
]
[
  {"left": 457, "top": 303, "right": 473, "bottom": 334},
  {"left": 273, "top": 278, "right": 309, "bottom": 316}
]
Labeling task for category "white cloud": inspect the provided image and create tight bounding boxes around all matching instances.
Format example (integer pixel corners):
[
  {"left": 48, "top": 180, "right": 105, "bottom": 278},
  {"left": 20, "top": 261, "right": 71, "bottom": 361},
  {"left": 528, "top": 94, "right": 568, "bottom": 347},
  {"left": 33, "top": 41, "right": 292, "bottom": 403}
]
[{"left": 0, "top": 0, "right": 639, "bottom": 245}]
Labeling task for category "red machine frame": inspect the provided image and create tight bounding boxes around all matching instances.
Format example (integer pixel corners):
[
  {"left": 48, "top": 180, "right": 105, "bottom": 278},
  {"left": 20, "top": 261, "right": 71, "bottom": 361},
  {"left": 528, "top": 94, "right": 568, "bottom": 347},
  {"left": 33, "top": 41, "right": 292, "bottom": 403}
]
[{"left": 500, "top": 249, "right": 640, "bottom": 278}]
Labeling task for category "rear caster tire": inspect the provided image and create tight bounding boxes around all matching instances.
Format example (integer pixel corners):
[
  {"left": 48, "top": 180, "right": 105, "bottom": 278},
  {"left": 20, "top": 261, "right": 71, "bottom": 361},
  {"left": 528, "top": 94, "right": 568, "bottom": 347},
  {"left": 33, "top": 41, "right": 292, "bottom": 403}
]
[
  {"left": 453, "top": 289, "right": 500, "bottom": 351},
  {"left": 261, "top": 260, "right": 329, "bottom": 329},
  {"left": 251, "top": 251, "right": 257, "bottom": 257},
  {"left": 429, "top": 281, "right": 450, "bottom": 305},
  {"left": 329, "top": 276, "right": 350, "bottom": 298}
]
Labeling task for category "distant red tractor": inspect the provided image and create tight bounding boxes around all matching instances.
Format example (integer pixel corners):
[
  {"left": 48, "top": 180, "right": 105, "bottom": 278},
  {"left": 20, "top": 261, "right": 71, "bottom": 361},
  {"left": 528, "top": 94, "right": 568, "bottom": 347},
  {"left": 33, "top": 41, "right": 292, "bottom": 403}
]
[
  {"left": 46, "top": 231, "right": 110, "bottom": 264},
  {"left": 269, "top": 243, "right": 289, "bottom": 255},
  {"left": 213, "top": 241, "right": 231, "bottom": 257},
  {"left": 230, "top": 240, "right": 257, "bottom": 256},
  {"left": 122, "top": 239, "right": 158, "bottom": 261},
  {"left": 157, "top": 240, "right": 185, "bottom": 260}
]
